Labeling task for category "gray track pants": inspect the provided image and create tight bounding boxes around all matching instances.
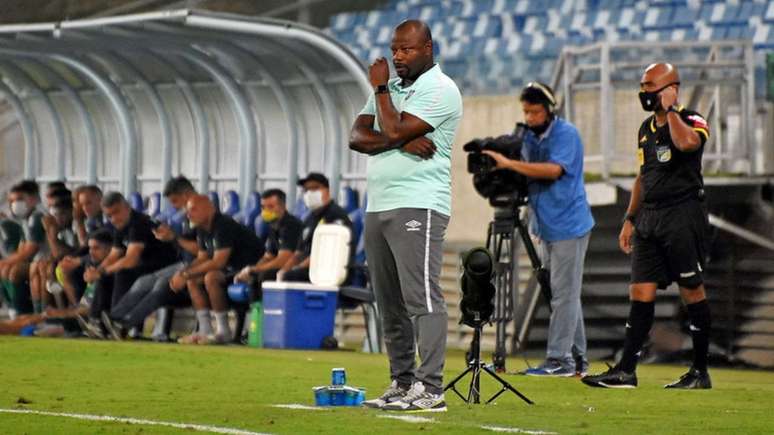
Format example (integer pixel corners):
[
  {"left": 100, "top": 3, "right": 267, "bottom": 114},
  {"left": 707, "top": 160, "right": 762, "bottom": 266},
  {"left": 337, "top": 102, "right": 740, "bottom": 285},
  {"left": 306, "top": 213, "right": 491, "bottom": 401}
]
[
  {"left": 539, "top": 232, "right": 590, "bottom": 369},
  {"left": 365, "top": 208, "right": 449, "bottom": 394}
]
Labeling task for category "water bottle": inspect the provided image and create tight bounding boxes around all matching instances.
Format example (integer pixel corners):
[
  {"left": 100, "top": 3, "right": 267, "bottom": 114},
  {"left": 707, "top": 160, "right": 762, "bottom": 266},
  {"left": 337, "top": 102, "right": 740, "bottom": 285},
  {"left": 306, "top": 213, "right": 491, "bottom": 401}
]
[{"left": 247, "top": 301, "right": 263, "bottom": 348}]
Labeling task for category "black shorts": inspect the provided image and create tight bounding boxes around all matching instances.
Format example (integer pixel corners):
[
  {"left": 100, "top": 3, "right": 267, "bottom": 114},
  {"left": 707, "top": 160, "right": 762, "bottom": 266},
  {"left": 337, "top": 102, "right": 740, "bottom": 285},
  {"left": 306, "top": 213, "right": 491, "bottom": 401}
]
[{"left": 631, "top": 199, "right": 708, "bottom": 289}]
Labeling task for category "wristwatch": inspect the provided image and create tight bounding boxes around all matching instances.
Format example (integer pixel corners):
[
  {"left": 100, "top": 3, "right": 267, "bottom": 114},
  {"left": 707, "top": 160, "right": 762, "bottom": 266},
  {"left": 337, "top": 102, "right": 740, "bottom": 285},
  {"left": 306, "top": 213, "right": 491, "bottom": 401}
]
[
  {"left": 375, "top": 84, "right": 389, "bottom": 94},
  {"left": 666, "top": 105, "right": 679, "bottom": 114},
  {"left": 623, "top": 213, "right": 636, "bottom": 225}
]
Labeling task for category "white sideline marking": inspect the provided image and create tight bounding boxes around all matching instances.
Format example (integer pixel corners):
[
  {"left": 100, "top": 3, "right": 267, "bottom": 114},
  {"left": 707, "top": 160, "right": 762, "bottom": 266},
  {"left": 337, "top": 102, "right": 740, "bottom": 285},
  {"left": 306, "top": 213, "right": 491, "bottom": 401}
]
[
  {"left": 0, "top": 408, "right": 269, "bottom": 435},
  {"left": 271, "top": 404, "right": 329, "bottom": 411},
  {"left": 377, "top": 415, "right": 436, "bottom": 424},
  {"left": 480, "top": 425, "right": 558, "bottom": 434}
]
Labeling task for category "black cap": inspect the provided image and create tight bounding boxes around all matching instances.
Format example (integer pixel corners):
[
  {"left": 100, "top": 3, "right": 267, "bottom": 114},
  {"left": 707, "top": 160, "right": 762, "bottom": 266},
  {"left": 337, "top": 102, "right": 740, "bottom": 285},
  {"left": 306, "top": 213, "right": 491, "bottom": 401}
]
[{"left": 297, "top": 172, "right": 329, "bottom": 188}]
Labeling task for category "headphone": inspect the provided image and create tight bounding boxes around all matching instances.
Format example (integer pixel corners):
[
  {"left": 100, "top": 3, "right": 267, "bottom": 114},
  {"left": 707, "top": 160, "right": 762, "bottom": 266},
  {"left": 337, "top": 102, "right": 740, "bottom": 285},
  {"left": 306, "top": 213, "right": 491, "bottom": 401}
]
[{"left": 525, "top": 82, "right": 557, "bottom": 112}]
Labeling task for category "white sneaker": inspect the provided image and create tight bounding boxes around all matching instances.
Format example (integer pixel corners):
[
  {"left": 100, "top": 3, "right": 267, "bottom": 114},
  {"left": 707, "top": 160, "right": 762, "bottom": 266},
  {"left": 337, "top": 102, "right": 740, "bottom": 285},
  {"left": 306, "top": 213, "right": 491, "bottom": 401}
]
[
  {"left": 382, "top": 382, "right": 447, "bottom": 413},
  {"left": 362, "top": 380, "right": 409, "bottom": 409}
]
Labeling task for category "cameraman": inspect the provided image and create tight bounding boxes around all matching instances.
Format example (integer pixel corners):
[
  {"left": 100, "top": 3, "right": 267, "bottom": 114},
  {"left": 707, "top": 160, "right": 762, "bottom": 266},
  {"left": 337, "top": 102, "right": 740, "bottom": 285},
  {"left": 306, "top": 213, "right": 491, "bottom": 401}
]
[{"left": 483, "top": 82, "right": 594, "bottom": 377}]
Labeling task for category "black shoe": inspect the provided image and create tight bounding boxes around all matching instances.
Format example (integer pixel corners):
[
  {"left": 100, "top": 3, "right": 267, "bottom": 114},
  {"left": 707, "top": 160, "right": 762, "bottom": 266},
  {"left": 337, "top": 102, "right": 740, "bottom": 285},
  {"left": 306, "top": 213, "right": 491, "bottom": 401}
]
[
  {"left": 664, "top": 367, "right": 712, "bottom": 389},
  {"left": 581, "top": 364, "right": 638, "bottom": 389}
]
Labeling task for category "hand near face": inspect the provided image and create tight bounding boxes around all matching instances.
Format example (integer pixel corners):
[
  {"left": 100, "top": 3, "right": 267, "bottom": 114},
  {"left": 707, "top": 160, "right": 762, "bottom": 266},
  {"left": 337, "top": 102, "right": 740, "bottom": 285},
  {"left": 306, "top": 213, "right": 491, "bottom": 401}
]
[
  {"left": 369, "top": 57, "right": 390, "bottom": 88},
  {"left": 659, "top": 85, "right": 678, "bottom": 110}
]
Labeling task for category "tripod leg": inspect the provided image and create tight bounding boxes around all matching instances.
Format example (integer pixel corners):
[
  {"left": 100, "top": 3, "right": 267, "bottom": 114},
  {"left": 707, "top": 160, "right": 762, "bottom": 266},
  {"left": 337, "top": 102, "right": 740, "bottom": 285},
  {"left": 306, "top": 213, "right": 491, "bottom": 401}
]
[
  {"left": 467, "top": 364, "right": 481, "bottom": 404},
  {"left": 444, "top": 364, "right": 474, "bottom": 390},
  {"left": 482, "top": 365, "right": 534, "bottom": 405}
]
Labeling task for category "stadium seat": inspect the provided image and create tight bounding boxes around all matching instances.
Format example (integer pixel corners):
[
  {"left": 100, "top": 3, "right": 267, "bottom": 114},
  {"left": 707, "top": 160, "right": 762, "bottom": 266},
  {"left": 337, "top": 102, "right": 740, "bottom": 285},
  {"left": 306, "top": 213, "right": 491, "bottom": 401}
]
[
  {"left": 129, "top": 192, "right": 144, "bottom": 212},
  {"left": 146, "top": 192, "right": 162, "bottom": 218},
  {"left": 326, "top": 0, "right": 772, "bottom": 97},
  {"left": 221, "top": 190, "right": 240, "bottom": 217},
  {"left": 235, "top": 192, "right": 261, "bottom": 227},
  {"left": 338, "top": 186, "right": 359, "bottom": 214},
  {"left": 208, "top": 191, "right": 220, "bottom": 212},
  {"left": 292, "top": 197, "right": 310, "bottom": 221}
]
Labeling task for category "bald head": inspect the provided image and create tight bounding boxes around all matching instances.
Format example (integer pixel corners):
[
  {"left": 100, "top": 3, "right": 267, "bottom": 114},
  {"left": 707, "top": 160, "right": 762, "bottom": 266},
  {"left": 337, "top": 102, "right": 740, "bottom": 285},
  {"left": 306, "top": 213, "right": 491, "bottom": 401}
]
[
  {"left": 186, "top": 194, "right": 215, "bottom": 229},
  {"left": 391, "top": 19, "right": 434, "bottom": 81},
  {"left": 395, "top": 20, "right": 432, "bottom": 44},
  {"left": 641, "top": 63, "right": 680, "bottom": 90}
]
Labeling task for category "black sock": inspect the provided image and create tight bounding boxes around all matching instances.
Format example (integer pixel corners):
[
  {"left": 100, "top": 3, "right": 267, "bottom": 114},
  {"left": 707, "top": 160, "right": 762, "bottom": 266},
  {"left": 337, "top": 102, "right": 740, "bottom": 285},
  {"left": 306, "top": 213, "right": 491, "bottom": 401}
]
[
  {"left": 686, "top": 300, "right": 711, "bottom": 373},
  {"left": 618, "top": 301, "right": 654, "bottom": 373}
]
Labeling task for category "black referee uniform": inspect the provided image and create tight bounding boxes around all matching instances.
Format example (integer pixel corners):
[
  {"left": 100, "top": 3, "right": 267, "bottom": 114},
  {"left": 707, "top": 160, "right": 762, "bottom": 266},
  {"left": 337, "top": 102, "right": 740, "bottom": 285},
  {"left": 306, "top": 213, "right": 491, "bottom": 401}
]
[{"left": 632, "top": 106, "right": 710, "bottom": 289}]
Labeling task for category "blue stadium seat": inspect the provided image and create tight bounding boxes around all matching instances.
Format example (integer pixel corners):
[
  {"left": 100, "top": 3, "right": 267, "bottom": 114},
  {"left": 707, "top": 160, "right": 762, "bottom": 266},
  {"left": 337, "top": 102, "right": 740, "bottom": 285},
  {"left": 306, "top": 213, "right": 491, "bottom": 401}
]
[
  {"left": 254, "top": 215, "right": 271, "bottom": 241},
  {"left": 167, "top": 208, "right": 186, "bottom": 235},
  {"left": 208, "top": 191, "right": 220, "bottom": 212},
  {"left": 221, "top": 190, "right": 240, "bottom": 217},
  {"left": 128, "top": 192, "right": 144, "bottom": 212},
  {"left": 754, "top": 23, "right": 772, "bottom": 48},
  {"left": 293, "top": 197, "right": 310, "bottom": 221},
  {"left": 146, "top": 192, "right": 162, "bottom": 218},
  {"left": 234, "top": 192, "right": 261, "bottom": 227},
  {"left": 338, "top": 186, "right": 359, "bottom": 214},
  {"left": 766, "top": 1, "right": 774, "bottom": 23}
]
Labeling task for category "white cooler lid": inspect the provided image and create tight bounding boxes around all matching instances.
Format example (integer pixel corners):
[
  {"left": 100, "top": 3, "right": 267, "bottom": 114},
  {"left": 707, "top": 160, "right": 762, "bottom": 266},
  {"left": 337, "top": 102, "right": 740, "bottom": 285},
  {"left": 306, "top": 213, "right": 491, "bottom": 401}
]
[{"left": 262, "top": 281, "right": 339, "bottom": 292}]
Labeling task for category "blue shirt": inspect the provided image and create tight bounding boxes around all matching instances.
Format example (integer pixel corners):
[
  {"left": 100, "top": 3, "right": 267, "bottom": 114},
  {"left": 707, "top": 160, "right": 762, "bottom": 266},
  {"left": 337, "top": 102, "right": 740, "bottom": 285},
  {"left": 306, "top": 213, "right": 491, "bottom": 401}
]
[
  {"left": 522, "top": 117, "right": 594, "bottom": 242},
  {"left": 359, "top": 64, "right": 463, "bottom": 216}
]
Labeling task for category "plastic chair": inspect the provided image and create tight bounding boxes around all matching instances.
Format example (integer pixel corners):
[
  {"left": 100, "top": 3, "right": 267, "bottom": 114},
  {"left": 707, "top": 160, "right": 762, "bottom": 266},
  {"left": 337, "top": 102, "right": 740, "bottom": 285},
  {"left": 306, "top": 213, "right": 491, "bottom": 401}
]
[
  {"left": 221, "top": 190, "right": 240, "bottom": 217},
  {"left": 146, "top": 192, "right": 162, "bottom": 218},
  {"left": 208, "top": 191, "right": 220, "bottom": 212},
  {"left": 128, "top": 192, "right": 144, "bottom": 212},
  {"left": 235, "top": 192, "right": 261, "bottom": 227}
]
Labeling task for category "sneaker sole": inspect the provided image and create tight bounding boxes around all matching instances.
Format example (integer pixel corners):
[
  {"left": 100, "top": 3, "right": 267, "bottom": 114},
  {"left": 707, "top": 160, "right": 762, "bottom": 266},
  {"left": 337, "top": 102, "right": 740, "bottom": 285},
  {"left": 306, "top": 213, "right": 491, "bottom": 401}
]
[
  {"left": 383, "top": 406, "right": 448, "bottom": 413},
  {"left": 597, "top": 382, "right": 637, "bottom": 389},
  {"left": 525, "top": 372, "right": 575, "bottom": 377}
]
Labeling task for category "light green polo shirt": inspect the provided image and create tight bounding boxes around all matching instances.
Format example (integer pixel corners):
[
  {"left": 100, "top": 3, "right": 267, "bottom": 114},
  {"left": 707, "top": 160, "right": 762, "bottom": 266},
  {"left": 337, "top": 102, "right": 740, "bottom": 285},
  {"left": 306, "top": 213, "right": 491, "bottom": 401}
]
[{"left": 359, "top": 64, "right": 462, "bottom": 216}]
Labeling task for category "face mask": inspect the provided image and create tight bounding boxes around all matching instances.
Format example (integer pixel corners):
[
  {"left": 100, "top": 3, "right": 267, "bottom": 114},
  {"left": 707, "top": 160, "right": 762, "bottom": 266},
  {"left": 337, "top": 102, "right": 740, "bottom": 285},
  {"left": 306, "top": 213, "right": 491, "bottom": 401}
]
[
  {"left": 303, "top": 190, "right": 324, "bottom": 211},
  {"left": 261, "top": 209, "right": 278, "bottom": 223},
  {"left": 11, "top": 201, "right": 29, "bottom": 218},
  {"left": 638, "top": 83, "right": 678, "bottom": 112}
]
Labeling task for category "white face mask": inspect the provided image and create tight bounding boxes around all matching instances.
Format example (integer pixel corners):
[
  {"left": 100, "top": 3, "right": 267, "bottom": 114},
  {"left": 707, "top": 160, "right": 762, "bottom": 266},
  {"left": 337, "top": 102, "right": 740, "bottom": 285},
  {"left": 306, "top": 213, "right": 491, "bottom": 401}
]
[
  {"left": 303, "top": 190, "right": 325, "bottom": 211},
  {"left": 11, "top": 201, "right": 29, "bottom": 218}
]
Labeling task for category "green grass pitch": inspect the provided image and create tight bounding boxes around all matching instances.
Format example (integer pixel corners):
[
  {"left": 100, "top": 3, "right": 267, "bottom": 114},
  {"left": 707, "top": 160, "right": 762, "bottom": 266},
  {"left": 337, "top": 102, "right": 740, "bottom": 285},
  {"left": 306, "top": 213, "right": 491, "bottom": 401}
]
[{"left": 1, "top": 336, "right": 773, "bottom": 434}]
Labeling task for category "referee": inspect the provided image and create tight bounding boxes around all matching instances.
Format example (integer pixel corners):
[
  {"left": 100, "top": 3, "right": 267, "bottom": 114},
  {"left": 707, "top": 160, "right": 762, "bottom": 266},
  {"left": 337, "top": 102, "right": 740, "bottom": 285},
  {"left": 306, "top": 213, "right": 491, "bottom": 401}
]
[
  {"left": 583, "top": 63, "right": 713, "bottom": 389},
  {"left": 349, "top": 20, "right": 462, "bottom": 412}
]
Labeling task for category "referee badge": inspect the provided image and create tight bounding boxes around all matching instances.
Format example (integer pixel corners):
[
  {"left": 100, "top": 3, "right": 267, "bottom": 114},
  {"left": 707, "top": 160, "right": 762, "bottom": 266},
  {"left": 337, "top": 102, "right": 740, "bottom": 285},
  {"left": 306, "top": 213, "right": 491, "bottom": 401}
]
[{"left": 656, "top": 145, "right": 671, "bottom": 163}]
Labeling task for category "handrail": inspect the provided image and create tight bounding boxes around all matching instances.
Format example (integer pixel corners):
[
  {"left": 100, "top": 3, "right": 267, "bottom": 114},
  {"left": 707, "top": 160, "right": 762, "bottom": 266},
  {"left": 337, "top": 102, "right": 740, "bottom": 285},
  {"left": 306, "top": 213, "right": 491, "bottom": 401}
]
[{"left": 708, "top": 214, "right": 774, "bottom": 252}]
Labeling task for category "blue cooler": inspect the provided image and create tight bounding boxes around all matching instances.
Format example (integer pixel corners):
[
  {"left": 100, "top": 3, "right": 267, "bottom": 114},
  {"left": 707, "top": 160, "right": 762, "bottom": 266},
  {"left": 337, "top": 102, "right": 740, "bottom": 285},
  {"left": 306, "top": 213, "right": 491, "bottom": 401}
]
[{"left": 262, "top": 281, "right": 339, "bottom": 349}]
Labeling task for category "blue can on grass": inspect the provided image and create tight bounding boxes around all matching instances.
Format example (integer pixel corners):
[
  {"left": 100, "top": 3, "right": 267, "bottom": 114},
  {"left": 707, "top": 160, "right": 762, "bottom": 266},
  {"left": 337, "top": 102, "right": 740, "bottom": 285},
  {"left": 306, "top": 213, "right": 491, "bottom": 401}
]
[{"left": 332, "top": 368, "right": 346, "bottom": 386}]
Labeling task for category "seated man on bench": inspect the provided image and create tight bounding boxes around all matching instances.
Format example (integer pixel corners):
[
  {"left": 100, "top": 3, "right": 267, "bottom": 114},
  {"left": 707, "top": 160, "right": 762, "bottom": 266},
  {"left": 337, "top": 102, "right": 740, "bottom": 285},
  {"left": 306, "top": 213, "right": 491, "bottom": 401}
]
[
  {"left": 279, "top": 173, "right": 354, "bottom": 283},
  {"left": 234, "top": 189, "right": 302, "bottom": 301},
  {"left": 176, "top": 195, "right": 264, "bottom": 345}
]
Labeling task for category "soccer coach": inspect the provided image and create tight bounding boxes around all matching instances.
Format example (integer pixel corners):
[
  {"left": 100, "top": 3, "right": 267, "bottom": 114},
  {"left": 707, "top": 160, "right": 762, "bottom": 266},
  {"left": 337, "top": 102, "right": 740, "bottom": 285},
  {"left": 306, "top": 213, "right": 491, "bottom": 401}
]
[{"left": 349, "top": 20, "right": 462, "bottom": 412}]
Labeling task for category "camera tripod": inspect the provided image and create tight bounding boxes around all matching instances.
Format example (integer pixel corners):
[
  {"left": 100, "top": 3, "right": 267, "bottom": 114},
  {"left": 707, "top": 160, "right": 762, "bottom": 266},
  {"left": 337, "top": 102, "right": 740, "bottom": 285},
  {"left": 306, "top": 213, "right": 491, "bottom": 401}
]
[
  {"left": 444, "top": 310, "right": 533, "bottom": 404},
  {"left": 487, "top": 202, "right": 552, "bottom": 372}
]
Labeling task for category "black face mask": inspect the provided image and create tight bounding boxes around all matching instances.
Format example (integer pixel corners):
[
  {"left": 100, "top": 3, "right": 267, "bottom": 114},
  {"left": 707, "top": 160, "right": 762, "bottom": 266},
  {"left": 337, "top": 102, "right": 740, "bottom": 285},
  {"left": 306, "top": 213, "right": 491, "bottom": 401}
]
[{"left": 638, "top": 82, "right": 679, "bottom": 112}]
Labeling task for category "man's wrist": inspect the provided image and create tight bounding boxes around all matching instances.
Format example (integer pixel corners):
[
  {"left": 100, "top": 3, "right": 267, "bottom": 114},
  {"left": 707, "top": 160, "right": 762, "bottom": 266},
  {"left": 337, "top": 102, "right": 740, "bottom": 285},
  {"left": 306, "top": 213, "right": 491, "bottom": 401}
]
[
  {"left": 666, "top": 105, "right": 679, "bottom": 114},
  {"left": 374, "top": 84, "right": 389, "bottom": 94},
  {"left": 623, "top": 213, "right": 637, "bottom": 225}
]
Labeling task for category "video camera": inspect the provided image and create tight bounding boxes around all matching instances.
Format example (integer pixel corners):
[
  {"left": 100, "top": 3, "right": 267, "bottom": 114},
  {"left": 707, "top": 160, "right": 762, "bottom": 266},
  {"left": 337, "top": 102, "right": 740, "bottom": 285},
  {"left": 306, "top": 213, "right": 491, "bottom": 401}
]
[{"left": 463, "top": 123, "right": 529, "bottom": 207}]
